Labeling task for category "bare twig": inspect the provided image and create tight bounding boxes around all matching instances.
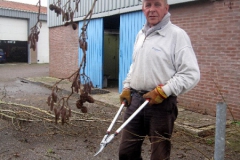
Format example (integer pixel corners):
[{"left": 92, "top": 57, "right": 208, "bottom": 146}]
[
  {"left": 0, "top": 85, "right": 7, "bottom": 101},
  {"left": 211, "top": 77, "right": 235, "bottom": 121},
  {"left": 28, "top": 0, "right": 42, "bottom": 51}
]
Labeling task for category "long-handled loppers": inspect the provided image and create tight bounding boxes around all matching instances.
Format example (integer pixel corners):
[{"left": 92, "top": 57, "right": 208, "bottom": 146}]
[{"left": 94, "top": 99, "right": 149, "bottom": 156}]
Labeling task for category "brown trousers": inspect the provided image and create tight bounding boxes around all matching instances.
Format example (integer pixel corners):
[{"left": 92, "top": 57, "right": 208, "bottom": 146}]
[{"left": 119, "top": 92, "right": 178, "bottom": 160}]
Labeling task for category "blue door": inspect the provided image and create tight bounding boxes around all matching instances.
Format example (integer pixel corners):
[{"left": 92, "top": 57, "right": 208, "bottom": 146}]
[
  {"left": 79, "top": 18, "right": 104, "bottom": 88},
  {"left": 119, "top": 11, "right": 145, "bottom": 92}
]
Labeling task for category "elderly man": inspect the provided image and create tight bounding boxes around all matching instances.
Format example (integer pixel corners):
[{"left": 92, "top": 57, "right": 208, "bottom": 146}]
[{"left": 119, "top": 0, "right": 200, "bottom": 159}]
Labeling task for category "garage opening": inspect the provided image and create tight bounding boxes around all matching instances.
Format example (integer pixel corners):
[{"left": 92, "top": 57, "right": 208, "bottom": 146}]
[
  {"left": 103, "top": 15, "right": 120, "bottom": 91},
  {"left": 0, "top": 17, "right": 28, "bottom": 63},
  {"left": 0, "top": 40, "right": 28, "bottom": 63}
]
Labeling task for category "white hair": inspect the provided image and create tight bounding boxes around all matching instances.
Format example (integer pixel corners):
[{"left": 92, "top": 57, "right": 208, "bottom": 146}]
[{"left": 141, "top": 0, "right": 168, "bottom": 5}]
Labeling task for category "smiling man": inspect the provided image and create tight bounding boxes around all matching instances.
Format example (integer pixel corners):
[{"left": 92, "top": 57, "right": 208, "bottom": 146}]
[{"left": 119, "top": 0, "right": 200, "bottom": 159}]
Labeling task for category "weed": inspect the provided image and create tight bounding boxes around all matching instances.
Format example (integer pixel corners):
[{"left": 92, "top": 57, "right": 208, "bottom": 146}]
[{"left": 47, "top": 149, "right": 55, "bottom": 154}]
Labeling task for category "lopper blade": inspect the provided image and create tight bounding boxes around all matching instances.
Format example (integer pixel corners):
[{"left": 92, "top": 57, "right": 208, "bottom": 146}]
[
  {"left": 94, "top": 144, "right": 105, "bottom": 157},
  {"left": 94, "top": 100, "right": 149, "bottom": 157},
  {"left": 94, "top": 101, "right": 126, "bottom": 157},
  {"left": 94, "top": 134, "right": 108, "bottom": 156},
  {"left": 94, "top": 134, "right": 115, "bottom": 156}
]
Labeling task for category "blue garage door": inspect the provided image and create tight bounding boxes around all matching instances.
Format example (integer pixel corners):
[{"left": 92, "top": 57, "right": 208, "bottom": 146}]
[
  {"left": 79, "top": 18, "right": 104, "bottom": 88},
  {"left": 119, "top": 11, "right": 145, "bottom": 92}
]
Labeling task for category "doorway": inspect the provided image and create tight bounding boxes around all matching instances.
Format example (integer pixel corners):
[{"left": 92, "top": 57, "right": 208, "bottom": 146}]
[{"left": 103, "top": 15, "right": 120, "bottom": 91}]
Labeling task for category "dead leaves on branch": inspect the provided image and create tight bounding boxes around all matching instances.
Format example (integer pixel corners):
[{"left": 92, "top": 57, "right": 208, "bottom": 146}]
[
  {"left": 46, "top": 0, "right": 98, "bottom": 125},
  {"left": 49, "top": 0, "right": 79, "bottom": 30},
  {"left": 47, "top": 76, "right": 94, "bottom": 125},
  {"left": 28, "top": 22, "right": 41, "bottom": 51},
  {"left": 28, "top": 0, "right": 42, "bottom": 51},
  {"left": 76, "top": 89, "right": 94, "bottom": 113},
  {"left": 79, "top": 38, "right": 88, "bottom": 51}
]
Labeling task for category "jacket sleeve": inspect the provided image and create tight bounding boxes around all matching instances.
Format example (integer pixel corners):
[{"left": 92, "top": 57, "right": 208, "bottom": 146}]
[
  {"left": 123, "top": 63, "right": 133, "bottom": 89},
  {"left": 162, "top": 31, "right": 200, "bottom": 96}
]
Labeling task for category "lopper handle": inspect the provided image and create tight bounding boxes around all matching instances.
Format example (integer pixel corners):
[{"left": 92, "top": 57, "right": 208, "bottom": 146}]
[
  {"left": 115, "top": 99, "right": 149, "bottom": 134},
  {"left": 106, "top": 99, "right": 127, "bottom": 133}
]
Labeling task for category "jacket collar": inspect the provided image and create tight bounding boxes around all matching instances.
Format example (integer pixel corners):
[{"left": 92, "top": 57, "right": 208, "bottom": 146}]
[{"left": 142, "top": 12, "right": 171, "bottom": 37}]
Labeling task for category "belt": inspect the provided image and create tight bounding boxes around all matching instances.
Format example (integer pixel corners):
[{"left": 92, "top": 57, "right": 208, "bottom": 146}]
[{"left": 130, "top": 88, "right": 148, "bottom": 96}]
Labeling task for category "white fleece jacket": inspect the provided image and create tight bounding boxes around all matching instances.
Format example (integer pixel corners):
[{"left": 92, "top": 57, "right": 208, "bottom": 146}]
[{"left": 123, "top": 13, "right": 200, "bottom": 96}]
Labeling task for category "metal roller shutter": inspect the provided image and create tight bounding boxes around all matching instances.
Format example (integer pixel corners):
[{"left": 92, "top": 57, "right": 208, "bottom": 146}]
[{"left": 0, "top": 17, "right": 27, "bottom": 41}]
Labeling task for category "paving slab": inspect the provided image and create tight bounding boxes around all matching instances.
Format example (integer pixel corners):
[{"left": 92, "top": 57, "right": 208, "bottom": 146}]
[{"left": 175, "top": 108, "right": 216, "bottom": 136}]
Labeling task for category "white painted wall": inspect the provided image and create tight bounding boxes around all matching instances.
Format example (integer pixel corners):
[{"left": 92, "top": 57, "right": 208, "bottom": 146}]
[{"left": 37, "top": 21, "right": 49, "bottom": 63}]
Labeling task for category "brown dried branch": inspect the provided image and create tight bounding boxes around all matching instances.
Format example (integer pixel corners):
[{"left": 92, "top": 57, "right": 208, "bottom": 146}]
[
  {"left": 49, "top": 0, "right": 81, "bottom": 30},
  {"left": 224, "top": 0, "right": 233, "bottom": 9},
  {"left": 28, "top": 0, "right": 42, "bottom": 51},
  {"left": 0, "top": 85, "right": 7, "bottom": 101},
  {"left": 47, "top": 0, "right": 98, "bottom": 125},
  {"left": 210, "top": 77, "right": 236, "bottom": 122},
  {"left": 0, "top": 100, "right": 117, "bottom": 122}
]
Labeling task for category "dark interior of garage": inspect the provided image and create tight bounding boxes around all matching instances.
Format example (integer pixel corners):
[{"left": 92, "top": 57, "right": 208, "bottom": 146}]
[
  {"left": 0, "top": 40, "right": 28, "bottom": 63},
  {"left": 103, "top": 15, "right": 120, "bottom": 89}
]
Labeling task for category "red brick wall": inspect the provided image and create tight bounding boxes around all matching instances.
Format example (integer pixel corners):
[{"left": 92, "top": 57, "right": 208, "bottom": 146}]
[
  {"left": 49, "top": 25, "right": 79, "bottom": 78},
  {"left": 170, "top": 0, "right": 240, "bottom": 120}
]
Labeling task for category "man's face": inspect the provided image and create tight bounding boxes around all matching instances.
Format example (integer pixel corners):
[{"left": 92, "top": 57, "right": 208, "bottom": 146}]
[{"left": 142, "top": 0, "right": 169, "bottom": 27}]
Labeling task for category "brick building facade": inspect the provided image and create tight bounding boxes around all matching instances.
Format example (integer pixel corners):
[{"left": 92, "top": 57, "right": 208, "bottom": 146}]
[
  {"left": 49, "top": 25, "right": 79, "bottom": 78},
  {"left": 49, "top": 0, "right": 240, "bottom": 120},
  {"left": 170, "top": 0, "right": 240, "bottom": 120}
]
